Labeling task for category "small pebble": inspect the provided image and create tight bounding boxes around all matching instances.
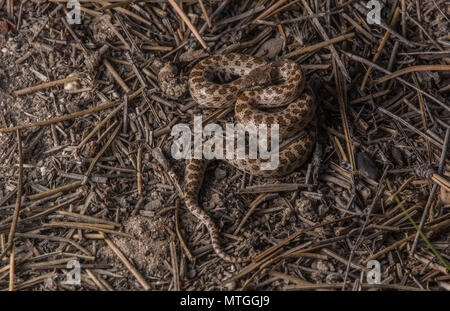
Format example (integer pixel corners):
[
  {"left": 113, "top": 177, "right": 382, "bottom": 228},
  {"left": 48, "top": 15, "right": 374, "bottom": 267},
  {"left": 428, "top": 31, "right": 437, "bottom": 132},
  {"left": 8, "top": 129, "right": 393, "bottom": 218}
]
[
  {"left": 357, "top": 152, "right": 379, "bottom": 180},
  {"left": 359, "top": 186, "right": 371, "bottom": 202},
  {"left": 64, "top": 73, "right": 80, "bottom": 92},
  {"left": 255, "top": 37, "right": 284, "bottom": 59},
  {"left": 144, "top": 199, "right": 162, "bottom": 211},
  {"left": 224, "top": 280, "right": 236, "bottom": 290},
  {"left": 314, "top": 260, "right": 329, "bottom": 272},
  {"left": 440, "top": 188, "right": 450, "bottom": 204},
  {"left": 391, "top": 147, "right": 404, "bottom": 167}
]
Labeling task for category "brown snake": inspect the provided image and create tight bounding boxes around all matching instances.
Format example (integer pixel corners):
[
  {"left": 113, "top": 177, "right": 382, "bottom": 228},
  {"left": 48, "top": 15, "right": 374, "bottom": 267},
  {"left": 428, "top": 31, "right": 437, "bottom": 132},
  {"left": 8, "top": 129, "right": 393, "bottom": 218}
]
[{"left": 184, "top": 53, "right": 317, "bottom": 262}]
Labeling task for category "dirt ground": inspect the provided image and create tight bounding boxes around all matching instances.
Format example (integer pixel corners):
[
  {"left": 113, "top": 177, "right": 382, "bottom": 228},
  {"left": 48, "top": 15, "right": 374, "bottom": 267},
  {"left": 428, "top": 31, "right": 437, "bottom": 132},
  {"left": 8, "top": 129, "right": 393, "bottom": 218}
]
[{"left": 0, "top": 0, "right": 449, "bottom": 291}]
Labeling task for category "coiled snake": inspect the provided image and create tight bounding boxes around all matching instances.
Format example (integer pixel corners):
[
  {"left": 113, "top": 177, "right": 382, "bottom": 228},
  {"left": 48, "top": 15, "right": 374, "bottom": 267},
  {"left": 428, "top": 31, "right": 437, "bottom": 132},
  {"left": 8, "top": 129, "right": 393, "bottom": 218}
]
[{"left": 184, "top": 53, "right": 317, "bottom": 262}]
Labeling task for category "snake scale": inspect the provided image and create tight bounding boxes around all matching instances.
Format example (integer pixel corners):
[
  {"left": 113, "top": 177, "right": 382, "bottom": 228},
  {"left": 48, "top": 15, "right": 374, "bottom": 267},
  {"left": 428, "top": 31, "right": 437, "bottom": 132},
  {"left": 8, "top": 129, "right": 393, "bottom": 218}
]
[{"left": 185, "top": 53, "right": 317, "bottom": 262}]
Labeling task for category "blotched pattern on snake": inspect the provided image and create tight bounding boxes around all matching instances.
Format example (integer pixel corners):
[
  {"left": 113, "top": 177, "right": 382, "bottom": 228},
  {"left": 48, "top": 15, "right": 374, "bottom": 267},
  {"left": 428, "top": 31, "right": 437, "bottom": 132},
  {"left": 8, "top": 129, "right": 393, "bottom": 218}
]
[{"left": 185, "top": 53, "right": 317, "bottom": 262}]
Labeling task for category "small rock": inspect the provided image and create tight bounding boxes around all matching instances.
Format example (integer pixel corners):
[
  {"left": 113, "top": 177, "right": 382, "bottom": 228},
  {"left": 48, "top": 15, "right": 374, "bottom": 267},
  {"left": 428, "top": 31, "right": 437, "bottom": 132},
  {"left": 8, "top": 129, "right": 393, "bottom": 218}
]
[
  {"left": 224, "top": 280, "right": 236, "bottom": 290},
  {"left": 314, "top": 260, "right": 329, "bottom": 272},
  {"left": 144, "top": 199, "right": 162, "bottom": 211},
  {"left": 391, "top": 147, "right": 404, "bottom": 167},
  {"left": 151, "top": 58, "right": 164, "bottom": 75},
  {"left": 440, "top": 188, "right": 450, "bottom": 204},
  {"left": 357, "top": 152, "right": 379, "bottom": 180},
  {"left": 255, "top": 37, "right": 284, "bottom": 59},
  {"left": 64, "top": 73, "right": 80, "bottom": 92},
  {"left": 92, "top": 15, "right": 115, "bottom": 42},
  {"left": 359, "top": 186, "right": 371, "bottom": 202},
  {"left": 66, "top": 102, "right": 80, "bottom": 114},
  {"left": 189, "top": 269, "right": 196, "bottom": 279},
  {"left": 39, "top": 166, "right": 46, "bottom": 176}
]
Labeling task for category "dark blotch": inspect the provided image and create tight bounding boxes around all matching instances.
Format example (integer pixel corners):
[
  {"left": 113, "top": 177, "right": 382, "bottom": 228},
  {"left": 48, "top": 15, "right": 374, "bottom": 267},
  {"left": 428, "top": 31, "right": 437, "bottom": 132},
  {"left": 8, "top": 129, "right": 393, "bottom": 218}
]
[{"left": 357, "top": 152, "right": 379, "bottom": 180}]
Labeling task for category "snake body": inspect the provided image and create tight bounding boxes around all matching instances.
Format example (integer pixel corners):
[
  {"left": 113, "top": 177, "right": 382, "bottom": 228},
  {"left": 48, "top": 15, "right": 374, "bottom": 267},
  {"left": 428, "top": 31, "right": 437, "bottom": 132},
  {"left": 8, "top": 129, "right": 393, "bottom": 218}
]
[{"left": 185, "top": 53, "right": 317, "bottom": 262}]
